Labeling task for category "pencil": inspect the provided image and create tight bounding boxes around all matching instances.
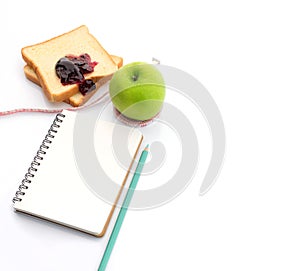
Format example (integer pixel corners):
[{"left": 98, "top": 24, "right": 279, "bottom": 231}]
[{"left": 98, "top": 144, "right": 149, "bottom": 271}]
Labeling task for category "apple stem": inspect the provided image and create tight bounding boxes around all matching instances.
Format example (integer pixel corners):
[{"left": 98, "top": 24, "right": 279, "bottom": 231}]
[{"left": 132, "top": 74, "right": 138, "bottom": 81}]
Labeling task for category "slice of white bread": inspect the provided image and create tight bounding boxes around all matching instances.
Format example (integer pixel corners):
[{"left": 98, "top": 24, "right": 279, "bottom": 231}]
[
  {"left": 22, "top": 25, "right": 117, "bottom": 102},
  {"left": 24, "top": 55, "right": 123, "bottom": 107}
]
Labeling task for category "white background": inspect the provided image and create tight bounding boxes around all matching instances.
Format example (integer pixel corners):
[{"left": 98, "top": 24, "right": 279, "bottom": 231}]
[{"left": 1, "top": 0, "right": 300, "bottom": 270}]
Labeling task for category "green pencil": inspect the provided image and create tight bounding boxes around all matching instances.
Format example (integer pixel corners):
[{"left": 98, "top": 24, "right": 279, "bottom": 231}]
[{"left": 98, "top": 144, "right": 149, "bottom": 271}]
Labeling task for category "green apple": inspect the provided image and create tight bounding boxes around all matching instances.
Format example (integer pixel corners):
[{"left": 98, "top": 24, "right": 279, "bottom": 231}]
[{"left": 109, "top": 62, "right": 165, "bottom": 121}]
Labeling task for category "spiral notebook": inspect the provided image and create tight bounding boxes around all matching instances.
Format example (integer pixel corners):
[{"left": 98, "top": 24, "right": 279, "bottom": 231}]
[{"left": 12, "top": 110, "right": 143, "bottom": 237}]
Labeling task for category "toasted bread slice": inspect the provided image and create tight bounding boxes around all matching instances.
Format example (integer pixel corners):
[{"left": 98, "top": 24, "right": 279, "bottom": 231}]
[
  {"left": 22, "top": 25, "right": 117, "bottom": 102},
  {"left": 24, "top": 55, "right": 123, "bottom": 107},
  {"left": 24, "top": 65, "right": 40, "bottom": 86}
]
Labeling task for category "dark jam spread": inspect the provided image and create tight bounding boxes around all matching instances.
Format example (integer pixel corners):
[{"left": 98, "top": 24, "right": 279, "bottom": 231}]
[
  {"left": 55, "top": 57, "right": 84, "bottom": 85},
  {"left": 79, "top": 79, "right": 96, "bottom": 95},
  {"left": 55, "top": 53, "right": 98, "bottom": 95},
  {"left": 66, "top": 54, "right": 98, "bottom": 74}
]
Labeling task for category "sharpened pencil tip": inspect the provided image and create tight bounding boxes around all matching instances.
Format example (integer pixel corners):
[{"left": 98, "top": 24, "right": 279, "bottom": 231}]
[{"left": 144, "top": 144, "right": 149, "bottom": 151}]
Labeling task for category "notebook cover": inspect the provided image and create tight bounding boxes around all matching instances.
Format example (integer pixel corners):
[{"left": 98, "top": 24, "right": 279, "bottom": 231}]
[{"left": 13, "top": 110, "right": 143, "bottom": 236}]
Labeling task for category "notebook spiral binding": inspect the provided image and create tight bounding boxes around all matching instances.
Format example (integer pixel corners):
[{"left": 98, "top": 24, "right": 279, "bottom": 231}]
[{"left": 12, "top": 113, "right": 66, "bottom": 203}]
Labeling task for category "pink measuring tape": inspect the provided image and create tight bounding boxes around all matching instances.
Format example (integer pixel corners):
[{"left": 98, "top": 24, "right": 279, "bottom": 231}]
[{"left": 0, "top": 92, "right": 109, "bottom": 116}]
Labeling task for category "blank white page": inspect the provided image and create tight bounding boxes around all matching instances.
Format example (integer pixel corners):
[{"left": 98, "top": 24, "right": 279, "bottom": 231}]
[{"left": 13, "top": 110, "right": 143, "bottom": 236}]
